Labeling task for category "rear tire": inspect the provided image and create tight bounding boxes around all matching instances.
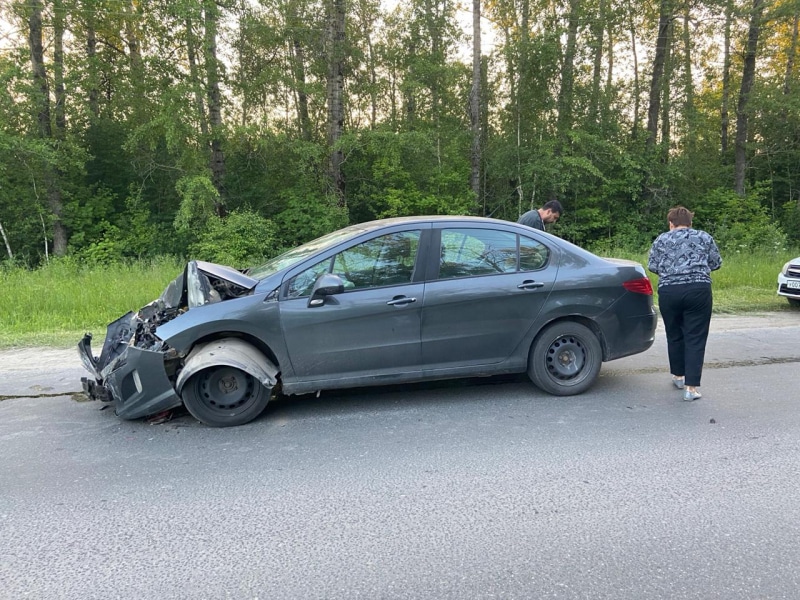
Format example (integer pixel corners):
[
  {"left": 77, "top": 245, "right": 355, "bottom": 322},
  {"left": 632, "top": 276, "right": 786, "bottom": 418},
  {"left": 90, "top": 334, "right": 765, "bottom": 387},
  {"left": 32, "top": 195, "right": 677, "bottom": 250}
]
[
  {"left": 528, "top": 322, "right": 602, "bottom": 396},
  {"left": 182, "top": 365, "right": 271, "bottom": 427}
]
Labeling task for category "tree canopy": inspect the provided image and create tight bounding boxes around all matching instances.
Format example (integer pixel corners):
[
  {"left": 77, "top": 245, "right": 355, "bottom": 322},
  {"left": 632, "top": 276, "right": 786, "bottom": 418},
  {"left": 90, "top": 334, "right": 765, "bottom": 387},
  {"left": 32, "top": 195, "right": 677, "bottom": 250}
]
[{"left": 1, "top": 0, "right": 798, "bottom": 267}]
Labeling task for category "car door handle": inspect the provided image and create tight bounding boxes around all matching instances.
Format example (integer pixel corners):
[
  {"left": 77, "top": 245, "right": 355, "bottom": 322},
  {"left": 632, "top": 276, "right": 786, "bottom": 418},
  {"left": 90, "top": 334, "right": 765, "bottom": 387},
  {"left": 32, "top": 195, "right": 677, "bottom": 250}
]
[
  {"left": 387, "top": 296, "right": 417, "bottom": 306},
  {"left": 517, "top": 280, "right": 546, "bottom": 290}
]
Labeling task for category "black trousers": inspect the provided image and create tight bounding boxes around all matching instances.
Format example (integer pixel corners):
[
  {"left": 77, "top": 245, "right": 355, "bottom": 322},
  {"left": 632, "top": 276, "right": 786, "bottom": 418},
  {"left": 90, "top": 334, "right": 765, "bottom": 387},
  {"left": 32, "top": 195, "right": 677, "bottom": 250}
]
[{"left": 657, "top": 282, "right": 713, "bottom": 387}]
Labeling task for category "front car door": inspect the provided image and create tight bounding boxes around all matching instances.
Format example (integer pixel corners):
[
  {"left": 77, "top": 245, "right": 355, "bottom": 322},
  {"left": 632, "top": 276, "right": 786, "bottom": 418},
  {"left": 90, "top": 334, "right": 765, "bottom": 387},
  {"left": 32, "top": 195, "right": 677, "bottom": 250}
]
[
  {"left": 279, "top": 228, "right": 427, "bottom": 389},
  {"left": 421, "top": 224, "right": 558, "bottom": 373}
]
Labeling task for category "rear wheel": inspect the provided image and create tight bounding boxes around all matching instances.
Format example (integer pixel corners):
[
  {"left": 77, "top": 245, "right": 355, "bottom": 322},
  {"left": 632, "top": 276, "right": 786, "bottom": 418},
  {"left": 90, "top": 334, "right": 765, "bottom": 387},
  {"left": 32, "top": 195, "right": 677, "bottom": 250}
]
[
  {"left": 182, "top": 365, "right": 271, "bottom": 427},
  {"left": 528, "top": 322, "right": 602, "bottom": 396}
]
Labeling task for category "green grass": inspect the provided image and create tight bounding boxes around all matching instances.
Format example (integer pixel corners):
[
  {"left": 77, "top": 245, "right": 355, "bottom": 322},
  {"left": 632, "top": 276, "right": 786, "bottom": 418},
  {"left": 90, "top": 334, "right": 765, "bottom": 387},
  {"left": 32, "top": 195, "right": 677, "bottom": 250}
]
[
  {"left": 0, "top": 250, "right": 797, "bottom": 349},
  {"left": 0, "top": 257, "right": 184, "bottom": 348}
]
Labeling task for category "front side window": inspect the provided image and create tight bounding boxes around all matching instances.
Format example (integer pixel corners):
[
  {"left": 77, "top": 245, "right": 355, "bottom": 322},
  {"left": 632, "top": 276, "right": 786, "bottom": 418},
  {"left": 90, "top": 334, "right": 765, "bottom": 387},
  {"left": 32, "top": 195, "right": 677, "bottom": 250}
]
[
  {"left": 285, "top": 230, "right": 421, "bottom": 298},
  {"left": 286, "top": 257, "right": 331, "bottom": 299}
]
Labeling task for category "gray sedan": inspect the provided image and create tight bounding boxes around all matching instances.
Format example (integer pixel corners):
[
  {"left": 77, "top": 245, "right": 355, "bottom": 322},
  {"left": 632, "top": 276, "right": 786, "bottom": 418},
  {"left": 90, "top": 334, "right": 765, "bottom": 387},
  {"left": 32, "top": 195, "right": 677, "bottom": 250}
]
[{"left": 78, "top": 216, "right": 657, "bottom": 427}]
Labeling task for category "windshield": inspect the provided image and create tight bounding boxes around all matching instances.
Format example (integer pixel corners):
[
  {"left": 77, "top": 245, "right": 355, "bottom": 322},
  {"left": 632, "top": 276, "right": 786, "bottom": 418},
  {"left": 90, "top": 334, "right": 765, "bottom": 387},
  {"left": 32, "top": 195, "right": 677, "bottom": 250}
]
[{"left": 246, "top": 224, "right": 372, "bottom": 280}]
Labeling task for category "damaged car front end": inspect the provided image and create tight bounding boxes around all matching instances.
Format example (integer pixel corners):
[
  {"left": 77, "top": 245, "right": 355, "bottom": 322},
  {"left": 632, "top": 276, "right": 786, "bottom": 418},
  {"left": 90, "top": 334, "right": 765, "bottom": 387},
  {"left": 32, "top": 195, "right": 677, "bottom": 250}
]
[{"left": 78, "top": 261, "right": 265, "bottom": 422}]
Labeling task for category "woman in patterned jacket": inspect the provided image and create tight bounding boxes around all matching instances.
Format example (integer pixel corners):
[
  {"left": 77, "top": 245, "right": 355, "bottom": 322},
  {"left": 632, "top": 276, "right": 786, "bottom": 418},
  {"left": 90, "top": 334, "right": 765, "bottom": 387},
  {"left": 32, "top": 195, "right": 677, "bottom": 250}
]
[{"left": 648, "top": 206, "right": 723, "bottom": 401}]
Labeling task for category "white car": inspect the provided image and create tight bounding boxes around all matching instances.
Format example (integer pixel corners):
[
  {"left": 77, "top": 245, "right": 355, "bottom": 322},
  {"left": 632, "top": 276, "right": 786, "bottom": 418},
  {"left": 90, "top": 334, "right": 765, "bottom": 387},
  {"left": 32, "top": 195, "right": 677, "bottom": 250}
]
[{"left": 777, "top": 257, "right": 800, "bottom": 307}]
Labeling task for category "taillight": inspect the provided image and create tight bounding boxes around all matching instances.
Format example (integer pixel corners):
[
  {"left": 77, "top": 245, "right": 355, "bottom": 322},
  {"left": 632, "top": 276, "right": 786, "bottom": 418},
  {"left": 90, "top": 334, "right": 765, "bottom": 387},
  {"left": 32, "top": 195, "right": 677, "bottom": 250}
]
[{"left": 623, "top": 277, "right": 654, "bottom": 295}]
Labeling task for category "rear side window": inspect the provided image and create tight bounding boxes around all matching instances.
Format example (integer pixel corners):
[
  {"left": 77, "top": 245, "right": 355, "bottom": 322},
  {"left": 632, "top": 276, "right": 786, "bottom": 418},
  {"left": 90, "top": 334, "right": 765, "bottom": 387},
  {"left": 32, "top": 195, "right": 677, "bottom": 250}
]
[
  {"left": 437, "top": 229, "right": 550, "bottom": 280},
  {"left": 438, "top": 229, "right": 518, "bottom": 279},
  {"left": 519, "top": 236, "right": 549, "bottom": 271}
]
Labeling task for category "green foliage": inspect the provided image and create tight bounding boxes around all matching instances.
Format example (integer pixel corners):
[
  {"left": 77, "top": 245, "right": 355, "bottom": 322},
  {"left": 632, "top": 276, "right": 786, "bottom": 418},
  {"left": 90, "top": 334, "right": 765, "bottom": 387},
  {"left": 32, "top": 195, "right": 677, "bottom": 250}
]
[
  {"left": 72, "top": 224, "right": 128, "bottom": 264},
  {"left": 694, "top": 185, "right": 789, "bottom": 253},
  {"left": 173, "top": 175, "right": 220, "bottom": 233},
  {"left": 188, "top": 209, "right": 279, "bottom": 268},
  {"left": 780, "top": 199, "right": 800, "bottom": 246},
  {"left": 1, "top": 0, "right": 800, "bottom": 272},
  {"left": 344, "top": 128, "right": 476, "bottom": 223},
  {"left": 377, "top": 186, "right": 474, "bottom": 218},
  {"left": 273, "top": 192, "right": 349, "bottom": 249}
]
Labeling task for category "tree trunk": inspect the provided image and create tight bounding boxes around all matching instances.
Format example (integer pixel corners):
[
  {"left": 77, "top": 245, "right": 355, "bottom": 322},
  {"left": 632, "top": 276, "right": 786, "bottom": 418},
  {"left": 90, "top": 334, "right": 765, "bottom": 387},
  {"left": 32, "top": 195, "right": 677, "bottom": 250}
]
[
  {"left": 682, "top": 7, "right": 694, "bottom": 151},
  {"left": 647, "top": 0, "right": 673, "bottom": 151},
  {"left": 292, "top": 38, "right": 312, "bottom": 140},
  {"left": 784, "top": 11, "right": 799, "bottom": 96},
  {"left": 326, "top": 0, "right": 346, "bottom": 206},
  {"left": 721, "top": 0, "right": 733, "bottom": 154},
  {"left": 28, "top": 0, "right": 50, "bottom": 141},
  {"left": 589, "top": 0, "right": 607, "bottom": 124},
  {"left": 53, "top": 0, "right": 66, "bottom": 137},
  {"left": 604, "top": 24, "right": 614, "bottom": 131},
  {"left": 0, "top": 219, "right": 13, "bottom": 261},
  {"left": 124, "top": 0, "right": 143, "bottom": 78},
  {"left": 187, "top": 15, "right": 209, "bottom": 138},
  {"left": 734, "top": 0, "right": 765, "bottom": 196},
  {"left": 85, "top": 1, "right": 100, "bottom": 119},
  {"left": 124, "top": 0, "right": 144, "bottom": 126},
  {"left": 204, "top": 0, "right": 227, "bottom": 215},
  {"left": 469, "top": 0, "right": 481, "bottom": 199},
  {"left": 515, "top": 0, "right": 531, "bottom": 213},
  {"left": 556, "top": 0, "right": 579, "bottom": 140},
  {"left": 629, "top": 0, "right": 640, "bottom": 139},
  {"left": 660, "top": 21, "right": 672, "bottom": 161},
  {"left": 27, "top": 0, "right": 67, "bottom": 256}
]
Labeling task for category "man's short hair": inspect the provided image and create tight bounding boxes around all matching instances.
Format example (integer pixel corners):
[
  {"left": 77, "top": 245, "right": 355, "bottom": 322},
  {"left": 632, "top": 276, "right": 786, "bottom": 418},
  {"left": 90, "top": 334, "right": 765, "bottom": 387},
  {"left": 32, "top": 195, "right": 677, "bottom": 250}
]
[{"left": 542, "top": 200, "right": 564, "bottom": 215}]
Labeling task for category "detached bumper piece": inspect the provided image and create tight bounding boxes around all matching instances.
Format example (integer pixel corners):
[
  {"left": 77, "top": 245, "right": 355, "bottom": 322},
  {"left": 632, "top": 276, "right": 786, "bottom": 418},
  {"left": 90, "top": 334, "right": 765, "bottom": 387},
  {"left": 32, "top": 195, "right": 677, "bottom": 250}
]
[
  {"left": 79, "top": 335, "right": 182, "bottom": 420},
  {"left": 103, "top": 346, "right": 183, "bottom": 420}
]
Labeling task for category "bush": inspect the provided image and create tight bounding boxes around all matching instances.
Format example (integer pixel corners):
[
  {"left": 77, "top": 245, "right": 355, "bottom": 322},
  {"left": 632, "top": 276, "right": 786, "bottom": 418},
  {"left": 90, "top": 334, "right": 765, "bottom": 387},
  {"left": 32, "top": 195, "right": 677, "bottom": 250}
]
[
  {"left": 694, "top": 186, "right": 788, "bottom": 253},
  {"left": 188, "top": 209, "right": 279, "bottom": 268},
  {"left": 272, "top": 192, "right": 349, "bottom": 249}
]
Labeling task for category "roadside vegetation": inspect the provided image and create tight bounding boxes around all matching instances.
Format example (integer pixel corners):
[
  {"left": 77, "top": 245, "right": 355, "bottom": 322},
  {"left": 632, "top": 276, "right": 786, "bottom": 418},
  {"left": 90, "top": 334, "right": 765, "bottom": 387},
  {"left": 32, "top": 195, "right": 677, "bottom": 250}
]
[
  {"left": 0, "top": 257, "right": 183, "bottom": 348},
  {"left": 1, "top": 249, "right": 796, "bottom": 349}
]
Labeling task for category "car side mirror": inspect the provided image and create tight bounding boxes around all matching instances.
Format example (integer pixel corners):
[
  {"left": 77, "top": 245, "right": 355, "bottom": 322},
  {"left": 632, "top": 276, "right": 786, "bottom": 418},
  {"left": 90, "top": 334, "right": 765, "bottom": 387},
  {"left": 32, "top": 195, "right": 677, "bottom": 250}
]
[{"left": 308, "top": 273, "right": 345, "bottom": 307}]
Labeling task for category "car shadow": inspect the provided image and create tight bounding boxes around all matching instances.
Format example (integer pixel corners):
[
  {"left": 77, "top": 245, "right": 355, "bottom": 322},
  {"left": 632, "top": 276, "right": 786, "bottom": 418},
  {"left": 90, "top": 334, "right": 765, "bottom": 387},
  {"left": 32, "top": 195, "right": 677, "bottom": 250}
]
[{"left": 259, "top": 373, "right": 534, "bottom": 421}]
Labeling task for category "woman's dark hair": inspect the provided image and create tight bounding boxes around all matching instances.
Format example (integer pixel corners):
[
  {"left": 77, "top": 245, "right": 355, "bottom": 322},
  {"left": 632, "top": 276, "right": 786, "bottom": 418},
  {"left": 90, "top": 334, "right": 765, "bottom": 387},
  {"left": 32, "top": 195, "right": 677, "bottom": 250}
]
[{"left": 668, "top": 206, "right": 693, "bottom": 227}]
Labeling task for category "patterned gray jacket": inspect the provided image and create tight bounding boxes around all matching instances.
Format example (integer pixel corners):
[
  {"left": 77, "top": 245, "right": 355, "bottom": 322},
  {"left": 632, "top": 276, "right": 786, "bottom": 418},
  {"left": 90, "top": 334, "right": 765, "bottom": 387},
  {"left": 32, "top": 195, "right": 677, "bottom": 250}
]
[{"left": 647, "top": 228, "right": 722, "bottom": 288}]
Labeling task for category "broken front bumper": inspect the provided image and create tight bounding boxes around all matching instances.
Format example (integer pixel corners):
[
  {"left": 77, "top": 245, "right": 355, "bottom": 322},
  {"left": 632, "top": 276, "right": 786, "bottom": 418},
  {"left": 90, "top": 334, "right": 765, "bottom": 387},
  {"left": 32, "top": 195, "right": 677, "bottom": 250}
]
[{"left": 78, "top": 334, "right": 182, "bottom": 420}]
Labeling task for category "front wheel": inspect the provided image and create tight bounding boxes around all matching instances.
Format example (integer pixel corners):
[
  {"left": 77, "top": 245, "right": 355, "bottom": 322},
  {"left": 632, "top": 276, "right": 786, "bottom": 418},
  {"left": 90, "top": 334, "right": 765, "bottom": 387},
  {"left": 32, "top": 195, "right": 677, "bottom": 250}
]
[
  {"left": 528, "top": 322, "right": 602, "bottom": 396},
  {"left": 788, "top": 298, "right": 800, "bottom": 308},
  {"left": 182, "top": 365, "right": 271, "bottom": 427}
]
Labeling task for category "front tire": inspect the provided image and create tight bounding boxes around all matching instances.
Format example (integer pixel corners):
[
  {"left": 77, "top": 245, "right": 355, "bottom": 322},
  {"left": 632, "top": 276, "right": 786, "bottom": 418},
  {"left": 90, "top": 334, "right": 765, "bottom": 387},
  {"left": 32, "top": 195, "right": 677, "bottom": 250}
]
[
  {"left": 528, "top": 321, "right": 602, "bottom": 396},
  {"left": 182, "top": 365, "right": 271, "bottom": 427},
  {"left": 788, "top": 298, "right": 800, "bottom": 308}
]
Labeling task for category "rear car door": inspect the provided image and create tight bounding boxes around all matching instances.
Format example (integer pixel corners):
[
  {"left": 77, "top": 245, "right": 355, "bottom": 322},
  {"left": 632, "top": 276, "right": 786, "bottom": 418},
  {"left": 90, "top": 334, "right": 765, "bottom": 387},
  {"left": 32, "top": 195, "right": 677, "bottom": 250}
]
[
  {"left": 421, "top": 225, "right": 558, "bottom": 371},
  {"left": 280, "top": 228, "right": 426, "bottom": 383}
]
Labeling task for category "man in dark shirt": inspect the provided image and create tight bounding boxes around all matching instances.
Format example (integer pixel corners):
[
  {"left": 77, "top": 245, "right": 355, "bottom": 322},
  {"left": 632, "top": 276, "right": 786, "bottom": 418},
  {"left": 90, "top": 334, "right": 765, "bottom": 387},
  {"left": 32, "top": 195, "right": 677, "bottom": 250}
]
[{"left": 518, "top": 200, "right": 563, "bottom": 231}]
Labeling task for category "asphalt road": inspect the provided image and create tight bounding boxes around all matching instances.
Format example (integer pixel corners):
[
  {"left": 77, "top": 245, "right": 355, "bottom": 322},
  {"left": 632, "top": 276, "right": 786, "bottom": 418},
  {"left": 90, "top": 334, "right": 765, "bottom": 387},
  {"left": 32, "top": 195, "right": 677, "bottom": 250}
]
[{"left": 1, "top": 313, "right": 799, "bottom": 599}]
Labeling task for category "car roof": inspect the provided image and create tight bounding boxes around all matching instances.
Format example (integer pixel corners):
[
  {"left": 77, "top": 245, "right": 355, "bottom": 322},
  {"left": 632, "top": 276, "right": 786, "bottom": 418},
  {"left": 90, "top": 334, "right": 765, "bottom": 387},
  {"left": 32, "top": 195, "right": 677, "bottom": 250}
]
[{"left": 353, "top": 215, "right": 517, "bottom": 230}]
